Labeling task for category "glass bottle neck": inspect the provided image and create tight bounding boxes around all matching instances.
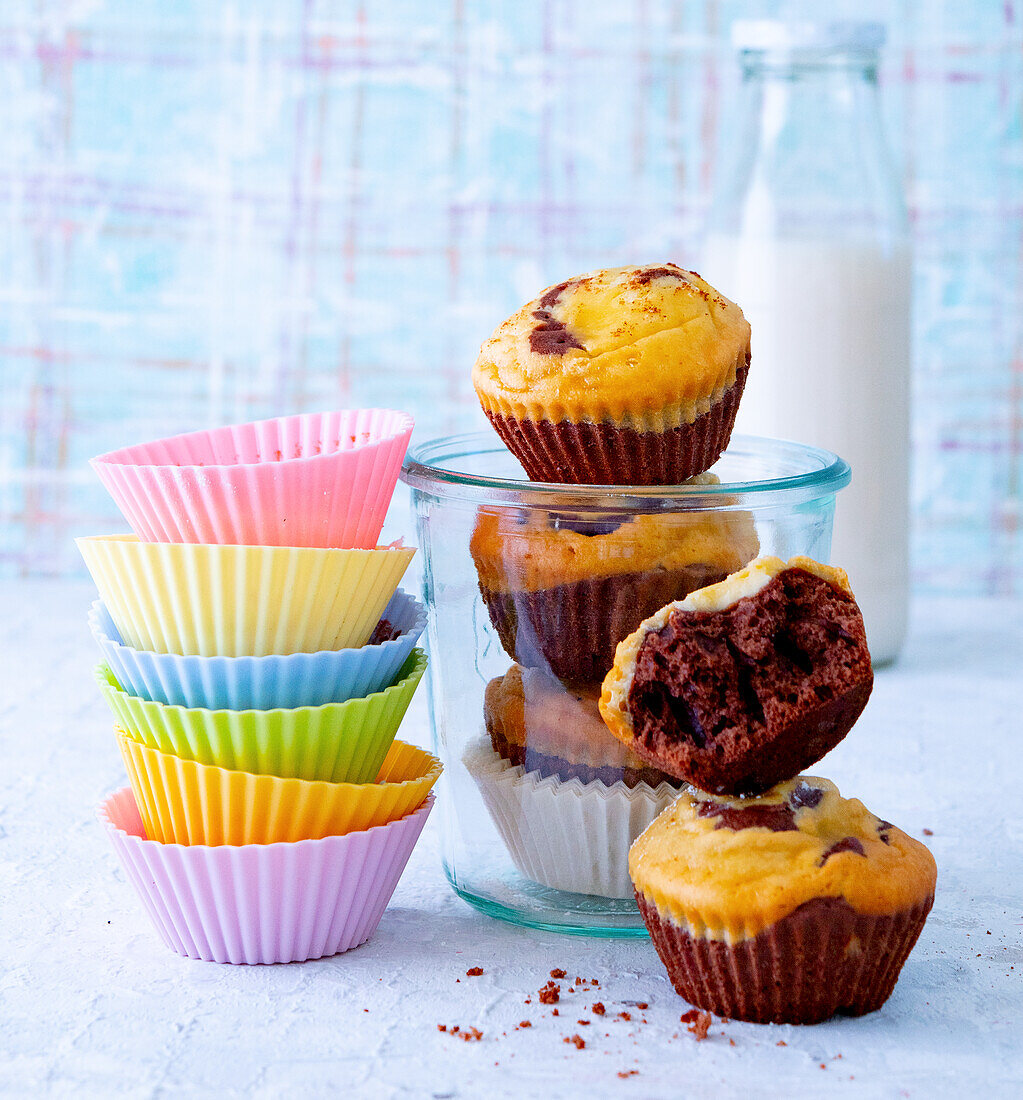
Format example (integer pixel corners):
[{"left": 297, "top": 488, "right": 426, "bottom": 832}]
[{"left": 708, "top": 46, "right": 906, "bottom": 243}]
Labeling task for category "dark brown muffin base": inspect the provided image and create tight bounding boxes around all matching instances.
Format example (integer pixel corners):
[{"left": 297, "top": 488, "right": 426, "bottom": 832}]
[
  {"left": 480, "top": 564, "right": 729, "bottom": 686},
  {"left": 626, "top": 567, "right": 873, "bottom": 794},
  {"left": 636, "top": 891, "right": 934, "bottom": 1024},
  {"left": 487, "top": 360, "right": 749, "bottom": 486},
  {"left": 487, "top": 726, "right": 680, "bottom": 790}
]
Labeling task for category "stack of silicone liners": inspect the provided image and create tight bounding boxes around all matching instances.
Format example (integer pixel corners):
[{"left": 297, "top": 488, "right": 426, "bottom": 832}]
[{"left": 83, "top": 410, "right": 443, "bottom": 964}]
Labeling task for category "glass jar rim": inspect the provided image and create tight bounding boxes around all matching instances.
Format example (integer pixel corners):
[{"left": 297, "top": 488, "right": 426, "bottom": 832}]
[{"left": 401, "top": 431, "right": 850, "bottom": 507}]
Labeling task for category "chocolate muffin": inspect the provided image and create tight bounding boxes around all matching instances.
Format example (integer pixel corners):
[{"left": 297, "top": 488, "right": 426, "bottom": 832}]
[
  {"left": 484, "top": 664, "right": 680, "bottom": 790},
  {"left": 600, "top": 556, "right": 873, "bottom": 795},
  {"left": 470, "top": 484, "right": 759, "bottom": 686},
  {"left": 630, "top": 776, "right": 937, "bottom": 1024},
  {"left": 472, "top": 265, "right": 751, "bottom": 485}
]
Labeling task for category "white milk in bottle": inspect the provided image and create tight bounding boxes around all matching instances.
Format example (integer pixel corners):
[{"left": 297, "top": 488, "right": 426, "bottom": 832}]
[
  {"left": 703, "top": 234, "right": 911, "bottom": 663},
  {"left": 705, "top": 20, "right": 911, "bottom": 663}
]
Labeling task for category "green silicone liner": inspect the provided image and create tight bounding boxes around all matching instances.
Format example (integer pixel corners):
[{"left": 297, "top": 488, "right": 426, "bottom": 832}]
[{"left": 96, "top": 649, "right": 427, "bottom": 783}]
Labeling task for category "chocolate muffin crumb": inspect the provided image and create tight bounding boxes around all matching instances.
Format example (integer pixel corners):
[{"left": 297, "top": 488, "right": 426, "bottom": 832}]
[
  {"left": 368, "top": 618, "right": 400, "bottom": 644},
  {"left": 539, "top": 981, "right": 560, "bottom": 1004},
  {"left": 685, "top": 1011, "right": 713, "bottom": 1040},
  {"left": 466, "top": 967, "right": 484, "bottom": 977},
  {"left": 626, "top": 567, "right": 872, "bottom": 794}
]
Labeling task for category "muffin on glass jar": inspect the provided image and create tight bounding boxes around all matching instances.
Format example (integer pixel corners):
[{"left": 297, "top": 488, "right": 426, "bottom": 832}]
[
  {"left": 472, "top": 264, "right": 751, "bottom": 486},
  {"left": 470, "top": 481, "right": 759, "bottom": 687}
]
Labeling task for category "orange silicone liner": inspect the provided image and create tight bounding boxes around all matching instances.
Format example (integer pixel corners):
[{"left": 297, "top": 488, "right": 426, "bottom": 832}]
[{"left": 117, "top": 731, "right": 441, "bottom": 846}]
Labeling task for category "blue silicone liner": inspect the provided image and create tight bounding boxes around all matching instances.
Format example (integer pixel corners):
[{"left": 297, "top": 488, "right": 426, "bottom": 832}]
[{"left": 88, "top": 588, "right": 426, "bottom": 711}]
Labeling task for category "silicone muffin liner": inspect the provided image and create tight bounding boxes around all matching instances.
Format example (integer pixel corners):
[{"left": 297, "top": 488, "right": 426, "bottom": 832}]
[
  {"left": 76, "top": 535, "right": 415, "bottom": 656},
  {"left": 478, "top": 565, "right": 729, "bottom": 685},
  {"left": 119, "top": 733, "right": 441, "bottom": 845},
  {"left": 99, "top": 786, "right": 434, "bottom": 964},
  {"left": 88, "top": 589, "right": 427, "bottom": 710},
  {"left": 635, "top": 891, "right": 934, "bottom": 1024},
  {"left": 97, "top": 650, "right": 427, "bottom": 784},
  {"left": 462, "top": 737, "right": 678, "bottom": 899},
  {"left": 485, "top": 360, "right": 748, "bottom": 485},
  {"left": 91, "top": 409, "right": 414, "bottom": 549}
]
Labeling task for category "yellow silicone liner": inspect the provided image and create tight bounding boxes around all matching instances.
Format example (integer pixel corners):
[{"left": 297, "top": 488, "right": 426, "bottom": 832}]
[
  {"left": 118, "top": 731, "right": 441, "bottom": 846},
  {"left": 77, "top": 535, "right": 415, "bottom": 656}
]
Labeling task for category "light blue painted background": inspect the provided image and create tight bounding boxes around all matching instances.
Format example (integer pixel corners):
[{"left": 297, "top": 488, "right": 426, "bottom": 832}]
[{"left": 1, "top": 1, "right": 1020, "bottom": 591}]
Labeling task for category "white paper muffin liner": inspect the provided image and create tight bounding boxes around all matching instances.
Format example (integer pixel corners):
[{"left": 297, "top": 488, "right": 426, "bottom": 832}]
[{"left": 462, "top": 736, "right": 679, "bottom": 899}]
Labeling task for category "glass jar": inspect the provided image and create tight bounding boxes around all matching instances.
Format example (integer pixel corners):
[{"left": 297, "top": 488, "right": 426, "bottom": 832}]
[
  {"left": 703, "top": 20, "right": 911, "bottom": 666},
  {"left": 401, "top": 433, "right": 850, "bottom": 936}
]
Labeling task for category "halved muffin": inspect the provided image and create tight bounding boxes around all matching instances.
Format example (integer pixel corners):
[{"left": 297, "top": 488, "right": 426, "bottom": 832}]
[{"left": 601, "top": 556, "right": 873, "bottom": 795}]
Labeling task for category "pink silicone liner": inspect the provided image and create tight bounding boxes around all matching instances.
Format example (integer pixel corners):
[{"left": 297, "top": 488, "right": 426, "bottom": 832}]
[
  {"left": 99, "top": 786, "right": 433, "bottom": 964},
  {"left": 91, "top": 409, "right": 414, "bottom": 549}
]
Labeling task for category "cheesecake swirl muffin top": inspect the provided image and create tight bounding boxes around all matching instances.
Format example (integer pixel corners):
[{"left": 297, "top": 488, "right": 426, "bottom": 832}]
[
  {"left": 470, "top": 476, "right": 760, "bottom": 594},
  {"left": 473, "top": 265, "right": 751, "bottom": 431},
  {"left": 630, "top": 776, "right": 937, "bottom": 942}
]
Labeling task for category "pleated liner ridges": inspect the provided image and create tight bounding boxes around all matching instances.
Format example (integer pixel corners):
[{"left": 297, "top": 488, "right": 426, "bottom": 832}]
[
  {"left": 119, "top": 734, "right": 441, "bottom": 846},
  {"left": 636, "top": 892, "right": 935, "bottom": 1024},
  {"left": 76, "top": 537, "right": 415, "bottom": 656},
  {"left": 88, "top": 590, "right": 426, "bottom": 710},
  {"left": 91, "top": 410, "right": 413, "bottom": 549},
  {"left": 486, "top": 362, "right": 749, "bottom": 485},
  {"left": 479, "top": 565, "right": 728, "bottom": 685},
  {"left": 463, "top": 738, "right": 677, "bottom": 899},
  {"left": 97, "top": 651, "right": 427, "bottom": 784},
  {"left": 100, "top": 786, "right": 434, "bottom": 964}
]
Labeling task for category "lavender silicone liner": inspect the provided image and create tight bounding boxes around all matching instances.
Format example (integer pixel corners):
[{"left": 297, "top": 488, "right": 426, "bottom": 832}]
[
  {"left": 99, "top": 786, "right": 434, "bottom": 965},
  {"left": 88, "top": 589, "right": 426, "bottom": 710}
]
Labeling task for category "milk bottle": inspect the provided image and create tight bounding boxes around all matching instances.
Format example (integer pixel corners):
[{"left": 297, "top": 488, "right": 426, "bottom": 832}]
[{"left": 704, "top": 21, "right": 911, "bottom": 664}]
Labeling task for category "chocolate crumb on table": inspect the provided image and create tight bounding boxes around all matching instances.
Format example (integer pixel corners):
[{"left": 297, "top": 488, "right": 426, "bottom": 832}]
[
  {"left": 564, "top": 1035, "right": 586, "bottom": 1050},
  {"left": 466, "top": 967, "right": 484, "bottom": 976},
  {"left": 680, "top": 1009, "right": 713, "bottom": 1039},
  {"left": 923, "top": 828, "right": 934, "bottom": 835},
  {"left": 539, "top": 981, "right": 561, "bottom": 1004},
  {"left": 618, "top": 1071, "right": 639, "bottom": 1079},
  {"left": 550, "top": 968, "right": 566, "bottom": 979},
  {"left": 592, "top": 1003, "right": 606, "bottom": 1016},
  {"left": 688, "top": 1014, "right": 712, "bottom": 1040}
]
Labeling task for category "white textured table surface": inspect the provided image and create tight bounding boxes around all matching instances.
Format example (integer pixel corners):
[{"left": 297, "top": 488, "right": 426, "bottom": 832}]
[{"left": 1, "top": 580, "right": 1021, "bottom": 1099}]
